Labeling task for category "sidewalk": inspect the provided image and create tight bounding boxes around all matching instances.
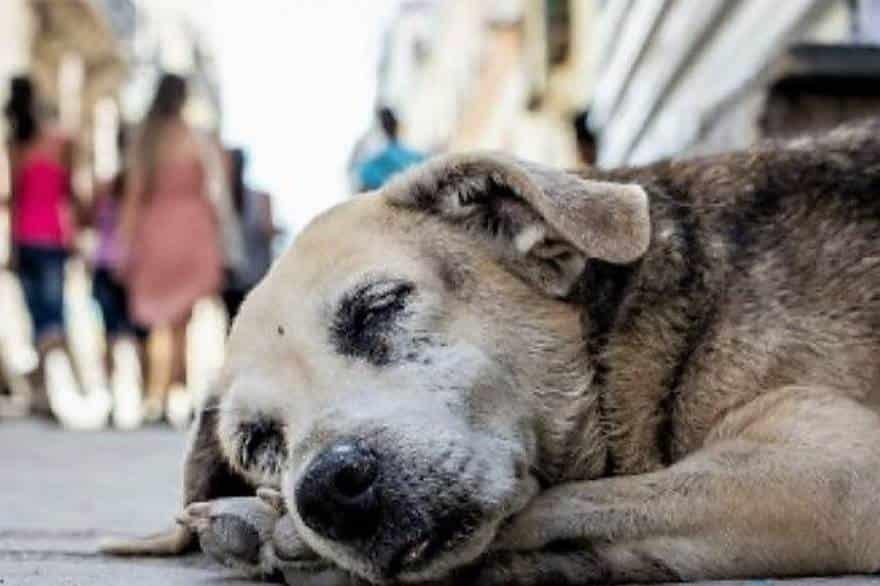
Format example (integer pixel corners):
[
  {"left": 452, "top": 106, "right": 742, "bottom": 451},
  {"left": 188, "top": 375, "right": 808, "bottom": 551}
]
[
  {"left": 0, "top": 419, "right": 877, "bottom": 585},
  {"left": 0, "top": 419, "right": 254, "bottom": 585}
]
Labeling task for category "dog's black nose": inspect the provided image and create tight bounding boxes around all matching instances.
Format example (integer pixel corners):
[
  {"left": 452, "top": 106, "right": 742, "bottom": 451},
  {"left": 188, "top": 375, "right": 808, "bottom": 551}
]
[{"left": 295, "top": 441, "right": 380, "bottom": 541}]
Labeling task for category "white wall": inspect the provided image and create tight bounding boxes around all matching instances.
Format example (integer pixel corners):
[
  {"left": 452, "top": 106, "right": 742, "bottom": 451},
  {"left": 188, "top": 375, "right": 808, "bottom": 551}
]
[
  {"left": 591, "top": 0, "right": 850, "bottom": 167},
  {"left": 0, "top": 0, "right": 32, "bottom": 266},
  {"left": 0, "top": 0, "right": 32, "bottom": 112}
]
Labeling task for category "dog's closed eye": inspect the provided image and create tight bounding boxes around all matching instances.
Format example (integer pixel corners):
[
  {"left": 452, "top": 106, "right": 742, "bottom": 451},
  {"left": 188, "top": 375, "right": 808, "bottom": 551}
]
[{"left": 331, "top": 278, "right": 415, "bottom": 366}]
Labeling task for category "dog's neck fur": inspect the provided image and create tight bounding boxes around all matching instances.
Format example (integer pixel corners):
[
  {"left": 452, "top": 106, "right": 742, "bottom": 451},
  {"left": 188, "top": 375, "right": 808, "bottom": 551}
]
[{"left": 542, "top": 177, "right": 718, "bottom": 482}]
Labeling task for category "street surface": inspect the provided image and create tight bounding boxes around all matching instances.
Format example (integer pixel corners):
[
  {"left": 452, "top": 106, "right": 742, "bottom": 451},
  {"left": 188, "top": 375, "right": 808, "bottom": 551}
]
[{"left": 1, "top": 419, "right": 877, "bottom": 585}]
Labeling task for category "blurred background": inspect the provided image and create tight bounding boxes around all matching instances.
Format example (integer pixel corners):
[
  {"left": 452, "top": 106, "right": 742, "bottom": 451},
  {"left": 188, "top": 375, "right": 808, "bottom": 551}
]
[
  {"left": 2, "top": 2, "right": 880, "bottom": 583},
  {"left": 0, "top": 0, "right": 879, "bottom": 434}
]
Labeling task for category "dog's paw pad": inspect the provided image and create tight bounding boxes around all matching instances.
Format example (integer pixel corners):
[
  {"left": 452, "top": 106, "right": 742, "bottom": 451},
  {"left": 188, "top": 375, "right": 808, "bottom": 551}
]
[
  {"left": 208, "top": 515, "right": 262, "bottom": 564},
  {"left": 178, "top": 497, "right": 279, "bottom": 572},
  {"left": 178, "top": 496, "right": 332, "bottom": 579}
]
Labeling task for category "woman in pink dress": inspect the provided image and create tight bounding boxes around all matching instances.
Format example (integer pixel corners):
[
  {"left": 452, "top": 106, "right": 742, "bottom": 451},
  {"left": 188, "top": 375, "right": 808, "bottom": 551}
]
[{"left": 119, "top": 74, "right": 223, "bottom": 423}]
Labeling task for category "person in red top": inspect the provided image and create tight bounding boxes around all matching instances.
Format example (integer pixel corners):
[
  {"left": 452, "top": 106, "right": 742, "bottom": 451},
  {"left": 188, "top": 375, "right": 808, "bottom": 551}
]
[
  {"left": 4, "top": 76, "right": 110, "bottom": 429},
  {"left": 5, "top": 76, "right": 74, "bottom": 346}
]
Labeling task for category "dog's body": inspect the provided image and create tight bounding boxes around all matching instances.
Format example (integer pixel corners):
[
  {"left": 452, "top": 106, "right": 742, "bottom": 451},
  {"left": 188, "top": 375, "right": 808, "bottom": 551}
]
[{"left": 105, "top": 120, "right": 880, "bottom": 584}]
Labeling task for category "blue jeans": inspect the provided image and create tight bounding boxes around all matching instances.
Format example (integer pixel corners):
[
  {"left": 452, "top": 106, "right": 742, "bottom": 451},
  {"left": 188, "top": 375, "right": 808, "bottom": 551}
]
[{"left": 16, "top": 244, "right": 68, "bottom": 343}]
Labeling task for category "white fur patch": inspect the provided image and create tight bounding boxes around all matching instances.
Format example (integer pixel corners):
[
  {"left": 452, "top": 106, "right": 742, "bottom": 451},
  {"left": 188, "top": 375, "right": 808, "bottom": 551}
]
[{"left": 514, "top": 224, "right": 546, "bottom": 254}]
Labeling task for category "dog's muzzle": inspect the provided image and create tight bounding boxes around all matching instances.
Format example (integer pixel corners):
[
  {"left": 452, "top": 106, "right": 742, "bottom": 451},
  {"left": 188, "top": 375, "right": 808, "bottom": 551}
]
[
  {"left": 291, "top": 428, "right": 521, "bottom": 581},
  {"left": 294, "top": 438, "right": 479, "bottom": 579}
]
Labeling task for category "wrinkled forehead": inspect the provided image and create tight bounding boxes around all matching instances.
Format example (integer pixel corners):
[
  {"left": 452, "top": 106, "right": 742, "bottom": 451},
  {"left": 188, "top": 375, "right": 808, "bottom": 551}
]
[
  {"left": 225, "top": 194, "right": 436, "bottom": 358},
  {"left": 276, "top": 193, "right": 422, "bottom": 293}
]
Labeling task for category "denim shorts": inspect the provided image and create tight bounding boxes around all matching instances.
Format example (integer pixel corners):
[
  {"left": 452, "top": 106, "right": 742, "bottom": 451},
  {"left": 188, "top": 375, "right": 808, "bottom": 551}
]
[{"left": 16, "top": 244, "right": 68, "bottom": 343}]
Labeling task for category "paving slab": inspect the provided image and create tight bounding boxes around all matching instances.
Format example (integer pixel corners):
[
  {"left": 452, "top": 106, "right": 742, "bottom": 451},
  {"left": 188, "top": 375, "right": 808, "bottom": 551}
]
[{"left": 1, "top": 419, "right": 878, "bottom": 585}]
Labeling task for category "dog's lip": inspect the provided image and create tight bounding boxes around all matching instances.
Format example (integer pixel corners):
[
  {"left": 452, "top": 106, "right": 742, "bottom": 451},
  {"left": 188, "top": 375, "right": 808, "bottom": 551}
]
[
  {"left": 401, "top": 536, "right": 432, "bottom": 567},
  {"left": 382, "top": 529, "right": 446, "bottom": 579},
  {"left": 382, "top": 534, "right": 431, "bottom": 578},
  {"left": 384, "top": 513, "right": 478, "bottom": 579}
]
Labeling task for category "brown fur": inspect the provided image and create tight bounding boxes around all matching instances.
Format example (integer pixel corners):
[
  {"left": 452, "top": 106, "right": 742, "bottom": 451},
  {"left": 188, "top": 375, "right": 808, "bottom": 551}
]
[
  {"left": 472, "top": 120, "right": 880, "bottom": 583},
  {"left": 106, "top": 119, "right": 880, "bottom": 584},
  {"left": 582, "top": 120, "right": 880, "bottom": 474}
]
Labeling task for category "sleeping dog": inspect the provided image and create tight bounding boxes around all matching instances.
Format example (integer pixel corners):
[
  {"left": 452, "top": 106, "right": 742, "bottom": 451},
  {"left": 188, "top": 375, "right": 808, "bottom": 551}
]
[{"left": 104, "top": 119, "right": 880, "bottom": 584}]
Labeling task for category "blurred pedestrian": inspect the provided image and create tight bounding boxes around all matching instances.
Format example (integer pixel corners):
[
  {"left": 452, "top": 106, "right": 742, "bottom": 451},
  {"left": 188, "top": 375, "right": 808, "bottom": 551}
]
[
  {"left": 221, "top": 147, "right": 276, "bottom": 321},
  {"left": 118, "top": 73, "right": 223, "bottom": 426},
  {"left": 4, "top": 75, "right": 110, "bottom": 429},
  {"left": 90, "top": 127, "right": 146, "bottom": 429},
  {"left": 357, "top": 107, "right": 425, "bottom": 191},
  {"left": 572, "top": 110, "right": 597, "bottom": 168}
]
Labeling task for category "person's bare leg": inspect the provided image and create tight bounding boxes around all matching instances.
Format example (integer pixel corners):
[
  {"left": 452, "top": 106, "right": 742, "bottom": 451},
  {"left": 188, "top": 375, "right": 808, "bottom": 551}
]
[
  {"left": 144, "top": 326, "right": 172, "bottom": 422},
  {"left": 28, "top": 331, "right": 66, "bottom": 416},
  {"left": 170, "top": 321, "right": 187, "bottom": 387},
  {"left": 110, "top": 333, "right": 145, "bottom": 429},
  {"left": 166, "top": 319, "right": 193, "bottom": 428}
]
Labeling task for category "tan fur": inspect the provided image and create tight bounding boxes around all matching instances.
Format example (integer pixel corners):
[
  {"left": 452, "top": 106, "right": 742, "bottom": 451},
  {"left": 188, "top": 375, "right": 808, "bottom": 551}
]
[{"left": 107, "top": 121, "right": 880, "bottom": 585}]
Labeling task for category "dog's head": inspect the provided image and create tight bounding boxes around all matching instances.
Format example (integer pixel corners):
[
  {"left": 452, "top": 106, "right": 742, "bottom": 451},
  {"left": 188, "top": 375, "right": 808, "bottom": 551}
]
[{"left": 214, "top": 153, "right": 650, "bottom": 582}]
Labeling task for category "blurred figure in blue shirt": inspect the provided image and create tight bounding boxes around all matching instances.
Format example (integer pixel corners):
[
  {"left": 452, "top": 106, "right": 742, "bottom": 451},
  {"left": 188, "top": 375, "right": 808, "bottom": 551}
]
[{"left": 357, "top": 107, "right": 425, "bottom": 192}]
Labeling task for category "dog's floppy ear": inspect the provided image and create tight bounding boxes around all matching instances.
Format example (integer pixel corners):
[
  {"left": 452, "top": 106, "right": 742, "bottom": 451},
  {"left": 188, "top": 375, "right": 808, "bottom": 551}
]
[{"left": 385, "top": 152, "right": 651, "bottom": 297}]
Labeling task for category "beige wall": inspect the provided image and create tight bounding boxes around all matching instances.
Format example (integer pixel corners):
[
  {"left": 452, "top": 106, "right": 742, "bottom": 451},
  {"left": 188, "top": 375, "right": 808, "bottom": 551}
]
[{"left": 374, "top": 0, "right": 600, "bottom": 168}]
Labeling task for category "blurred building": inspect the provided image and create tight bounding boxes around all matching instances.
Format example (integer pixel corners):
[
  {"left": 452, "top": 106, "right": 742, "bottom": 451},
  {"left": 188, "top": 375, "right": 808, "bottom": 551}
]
[
  {"left": 590, "top": 0, "right": 877, "bottom": 167},
  {"left": 1, "top": 0, "right": 222, "bottom": 260},
  {"left": 0, "top": 0, "right": 225, "bottom": 405},
  {"left": 0, "top": 0, "right": 220, "bottom": 146},
  {"left": 1, "top": 0, "right": 222, "bottom": 267},
  {"left": 357, "top": 0, "right": 880, "bottom": 177},
  {"left": 106, "top": 0, "right": 221, "bottom": 130},
  {"left": 350, "top": 0, "right": 599, "bottom": 184}
]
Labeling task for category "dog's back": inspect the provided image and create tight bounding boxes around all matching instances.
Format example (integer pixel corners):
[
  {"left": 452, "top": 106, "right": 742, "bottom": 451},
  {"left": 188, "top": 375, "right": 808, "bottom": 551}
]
[{"left": 584, "top": 118, "right": 880, "bottom": 474}]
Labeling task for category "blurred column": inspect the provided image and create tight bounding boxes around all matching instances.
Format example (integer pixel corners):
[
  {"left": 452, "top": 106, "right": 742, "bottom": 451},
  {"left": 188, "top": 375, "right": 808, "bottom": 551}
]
[
  {"left": 0, "top": 150, "right": 9, "bottom": 269},
  {"left": 93, "top": 97, "right": 120, "bottom": 184},
  {"left": 856, "top": 0, "right": 880, "bottom": 41},
  {"left": 0, "top": 0, "right": 33, "bottom": 266},
  {"left": 58, "top": 52, "right": 96, "bottom": 206},
  {"left": 0, "top": 0, "right": 32, "bottom": 84},
  {"left": 0, "top": 1, "right": 38, "bottom": 398},
  {"left": 59, "top": 52, "right": 85, "bottom": 135}
]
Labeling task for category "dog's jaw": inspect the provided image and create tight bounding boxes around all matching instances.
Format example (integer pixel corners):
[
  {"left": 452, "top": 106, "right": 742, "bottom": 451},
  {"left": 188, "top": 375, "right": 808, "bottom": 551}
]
[{"left": 283, "top": 463, "right": 541, "bottom": 584}]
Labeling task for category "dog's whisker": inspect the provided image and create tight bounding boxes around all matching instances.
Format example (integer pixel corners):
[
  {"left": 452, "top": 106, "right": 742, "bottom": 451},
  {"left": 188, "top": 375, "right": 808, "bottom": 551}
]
[{"left": 198, "top": 405, "right": 253, "bottom": 415}]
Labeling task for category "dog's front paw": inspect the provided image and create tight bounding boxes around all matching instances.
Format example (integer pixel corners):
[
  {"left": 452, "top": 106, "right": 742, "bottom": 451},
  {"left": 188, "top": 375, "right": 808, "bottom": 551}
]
[
  {"left": 179, "top": 489, "right": 331, "bottom": 581},
  {"left": 179, "top": 495, "right": 279, "bottom": 576}
]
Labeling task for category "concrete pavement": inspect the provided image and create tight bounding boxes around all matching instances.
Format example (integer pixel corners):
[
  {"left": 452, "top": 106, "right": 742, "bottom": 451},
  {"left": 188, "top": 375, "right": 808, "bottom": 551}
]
[
  {"left": 1, "top": 419, "right": 878, "bottom": 585},
  {"left": 0, "top": 419, "right": 255, "bottom": 585}
]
